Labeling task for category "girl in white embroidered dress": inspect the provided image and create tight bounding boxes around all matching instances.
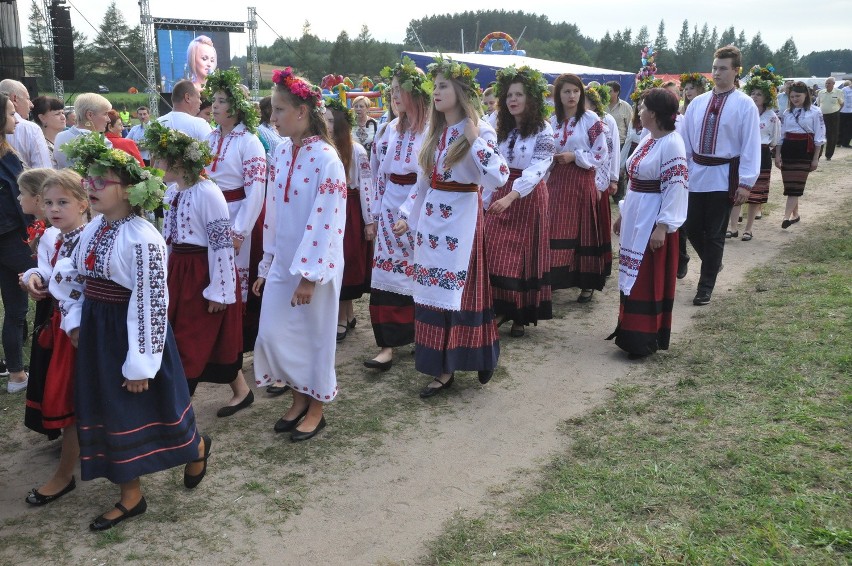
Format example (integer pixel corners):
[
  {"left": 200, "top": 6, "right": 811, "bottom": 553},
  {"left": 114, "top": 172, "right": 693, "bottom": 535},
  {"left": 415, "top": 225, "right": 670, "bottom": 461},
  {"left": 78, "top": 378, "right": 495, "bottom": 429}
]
[{"left": 252, "top": 70, "right": 346, "bottom": 441}]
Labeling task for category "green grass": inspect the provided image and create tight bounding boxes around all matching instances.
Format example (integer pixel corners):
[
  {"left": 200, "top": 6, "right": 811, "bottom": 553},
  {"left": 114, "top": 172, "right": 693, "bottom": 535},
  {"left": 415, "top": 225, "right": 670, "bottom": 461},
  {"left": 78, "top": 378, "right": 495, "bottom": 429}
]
[{"left": 424, "top": 204, "right": 852, "bottom": 564}]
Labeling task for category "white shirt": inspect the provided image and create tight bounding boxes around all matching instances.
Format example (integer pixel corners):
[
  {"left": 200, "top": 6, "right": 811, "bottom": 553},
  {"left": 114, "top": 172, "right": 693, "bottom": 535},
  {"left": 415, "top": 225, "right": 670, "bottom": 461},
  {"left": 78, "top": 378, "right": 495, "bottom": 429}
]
[
  {"left": 126, "top": 122, "right": 151, "bottom": 160},
  {"left": 681, "top": 88, "right": 761, "bottom": 193},
  {"left": 495, "top": 122, "right": 554, "bottom": 200},
  {"left": 779, "top": 107, "right": 827, "bottom": 146},
  {"left": 758, "top": 109, "right": 781, "bottom": 146},
  {"left": 840, "top": 86, "right": 852, "bottom": 114},
  {"left": 157, "top": 111, "right": 213, "bottom": 143},
  {"left": 8, "top": 114, "right": 53, "bottom": 168}
]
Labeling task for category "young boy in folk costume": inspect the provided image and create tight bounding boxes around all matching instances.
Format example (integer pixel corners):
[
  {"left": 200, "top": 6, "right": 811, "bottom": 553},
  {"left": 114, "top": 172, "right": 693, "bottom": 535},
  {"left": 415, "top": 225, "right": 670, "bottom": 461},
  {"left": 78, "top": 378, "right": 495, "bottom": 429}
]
[
  {"left": 53, "top": 134, "right": 210, "bottom": 530},
  {"left": 21, "top": 169, "right": 88, "bottom": 506},
  {"left": 252, "top": 68, "right": 347, "bottom": 441},
  {"left": 395, "top": 57, "right": 509, "bottom": 397},
  {"left": 203, "top": 68, "right": 266, "bottom": 416},
  {"left": 143, "top": 121, "right": 242, "bottom": 407}
]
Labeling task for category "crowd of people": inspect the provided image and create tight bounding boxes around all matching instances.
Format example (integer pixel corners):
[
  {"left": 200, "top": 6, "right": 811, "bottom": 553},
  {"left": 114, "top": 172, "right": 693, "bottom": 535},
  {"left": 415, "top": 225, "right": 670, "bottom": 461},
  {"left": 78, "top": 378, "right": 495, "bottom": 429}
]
[{"left": 0, "top": 44, "right": 844, "bottom": 531}]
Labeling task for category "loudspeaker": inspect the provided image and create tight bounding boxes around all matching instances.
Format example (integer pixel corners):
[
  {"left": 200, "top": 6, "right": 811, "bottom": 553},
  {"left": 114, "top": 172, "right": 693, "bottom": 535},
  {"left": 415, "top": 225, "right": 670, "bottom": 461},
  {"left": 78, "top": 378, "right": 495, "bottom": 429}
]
[
  {"left": 20, "top": 77, "right": 39, "bottom": 100},
  {"left": 49, "top": 3, "right": 75, "bottom": 81}
]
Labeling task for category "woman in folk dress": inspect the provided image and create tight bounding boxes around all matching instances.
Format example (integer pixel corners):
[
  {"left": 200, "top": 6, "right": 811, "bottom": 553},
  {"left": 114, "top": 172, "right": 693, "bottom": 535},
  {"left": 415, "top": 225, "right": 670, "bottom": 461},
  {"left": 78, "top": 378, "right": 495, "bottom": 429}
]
[
  {"left": 484, "top": 65, "right": 554, "bottom": 338},
  {"left": 252, "top": 68, "right": 347, "bottom": 441},
  {"left": 396, "top": 57, "right": 509, "bottom": 397},
  {"left": 203, "top": 69, "right": 266, "bottom": 416}
]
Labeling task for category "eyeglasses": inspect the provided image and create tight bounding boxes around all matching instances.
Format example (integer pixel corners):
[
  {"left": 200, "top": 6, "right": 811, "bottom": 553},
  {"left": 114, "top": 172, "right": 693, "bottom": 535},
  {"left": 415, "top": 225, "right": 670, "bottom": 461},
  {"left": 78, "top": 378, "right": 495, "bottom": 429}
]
[{"left": 82, "top": 177, "right": 123, "bottom": 191}]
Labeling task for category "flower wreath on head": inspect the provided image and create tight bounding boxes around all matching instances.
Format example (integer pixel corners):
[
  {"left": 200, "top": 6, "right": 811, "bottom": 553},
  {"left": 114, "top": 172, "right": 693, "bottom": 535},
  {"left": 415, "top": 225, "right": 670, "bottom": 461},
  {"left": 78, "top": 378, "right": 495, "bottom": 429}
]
[
  {"left": 62, "top": 132, "right": 167, "bottom": 213},
  {"left": 426, "top": 56, "right": 480, "bottom": 97},
  {"left": 271, "top": 67, "right": 323, "bottom": 111},
  {"left": 679, "top": 72, "right": 713, "bottom": 92},
  {"left": 141, "top": 121, "right": 214, "bottom": 185},
  {"left": 631, "top": 76, "right": 664, "bottom": 103},
  {"left": 380, "top": 56, "right": 433, "bottom": 100},
  {"left": 202, "top": 67, "right": 260, "bottom": 133},
  {"left": 743, "top": 64, "right": 783, "bottom": 109},
  {"left": 322, "top": 96, "right": 355, "bottom": 127},
  {"left": 494, "top": 65, "right": 550, "bottom": 121},
  {"left": 585, "top": 84, "right": 611, "bottom": 118}
]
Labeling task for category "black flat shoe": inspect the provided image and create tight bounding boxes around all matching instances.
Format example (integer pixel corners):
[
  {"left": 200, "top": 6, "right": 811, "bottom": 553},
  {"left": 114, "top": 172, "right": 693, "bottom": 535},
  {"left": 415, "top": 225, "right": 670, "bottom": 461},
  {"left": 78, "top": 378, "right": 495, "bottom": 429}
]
[
  {"left": 419, "top": 375, "right": 454, "bottom": 398},
  {"left": 477, "top": 370, "right": 493, "bottom": 384},
  {"left": 577, "top": 289, "right": 595, "bottom": 303},
  {"left": 781, "top": 219, "right": 792, "bottom": 229},
  {"left": 184, "top": 434, "right": 211, "bottom": 489},
  {"left": 216, "top": 390, "right": 254, "bottom": 418},
  {"left": 693, "top": 291, "right": 711, "bottom": 306},
  {"left": 274, "top": 405, "right": 309, "bottom": 433},
  {"left": 347, "top": 317, "right": 357, "bottom": 329},
  {"left": 790, "top": 216, "right": 800, "bottom": 225},
  {"left": 677, "top": 262, "right": 688, "bottom": 280},
  {"left": 363, "top": 358, "right": 392, "bottom": 371},
  {"left": 290, "top": 416, "right": 326, "bottom": 442},
  {"left": 89, "top": 497, "right": 147, "bottom": 531},
  {"left": 509, "top": 324, "right": 525, "bottom": 338},
  {"left": 25, "top": 476, "right": 76, "bottom": 506},
  {"left": 336, "top": 324, "right": 348, "bottom": 342},
  {"left": 266, "top": 383, "right": 290, "bottom": 396}
]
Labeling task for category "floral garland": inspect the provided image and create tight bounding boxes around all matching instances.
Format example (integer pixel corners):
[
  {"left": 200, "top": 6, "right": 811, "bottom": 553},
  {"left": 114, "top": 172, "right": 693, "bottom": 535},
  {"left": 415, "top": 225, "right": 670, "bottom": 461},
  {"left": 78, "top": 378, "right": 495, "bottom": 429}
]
[
  {"left": 62, "top": 132, "right": 167, "bottom": 213},
  {"left": 380, "top": 56, "right": 433, "bottom": 100},
  {"left": 631, "top": 77, "right": 664, "bottom": 102},
  {"left": 494, "top": 65, "right": 550, "bottom": 121},
  {"left": 426, "top": 56, "right": 480, "bottom": 96},
  {"left": 743, "top": 64, "right": 783, "bottom": 109},
  {"left": 25, "top": 219, "right": 47, "bottom": 247},
  {"left": 272, "top": 67, "right": 323, "bottom": 110},
  {"left": 322, "top": 96, "right": 355, "bottom": 127},
  {"left": 585, "top": 84, "right": 611, "bottom": 118},
  {"left": 141, "top": 121, "right": 214, "bottom": 185},
  {"left": 631, "top": 46, "right": 662, "bottom": 102},
  {"left": 679, "top": 72, "right": 713, "bottom": 91},
  {"left": 202, "top": 67, "right": 260, "bottom": 133}
]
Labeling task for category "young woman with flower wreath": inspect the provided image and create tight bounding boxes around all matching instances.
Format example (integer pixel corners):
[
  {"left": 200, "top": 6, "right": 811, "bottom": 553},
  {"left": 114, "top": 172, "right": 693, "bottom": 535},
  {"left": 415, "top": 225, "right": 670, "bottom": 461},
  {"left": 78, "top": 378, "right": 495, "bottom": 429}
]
[
  {"left": 395, "top": 57, "right": 509, "bottom": 397},
  {"left": 483, "top": 65, "right": 554, "bottom": 338},
  {"left": 203, "top": 68, "right": 266, "bottom": 416},
  {"left": 20, "top": 169, "right": 90, "bottom": 508},
  {"left": 52, "top": 134, "right": 210, "bottom": 530},
  {"left": 548, "top": 73, "right": 609, "bottom": 304},
  {"left": 323, "top": 96, "right": 375, "bottom": 341},
  {"left": 679, "top": 73, "right": 712, "bottom": 115},
  {"left": 728, "top": 66, "right": 782, "bottom": 241},
  {"left": 586, "top": 83, "right": 621, "bottom": 278},
  {"left": 609, "top": 88, "right": 688, "bottom": 358},
  {"left": 251, "top": 68, "right": 346, "bottom": 441},
  {"left": 142, "top": 121, "right": 243, "bottom": 410},
  {"left": 364, "top": 56, "right": 431, "bottom": 372}
]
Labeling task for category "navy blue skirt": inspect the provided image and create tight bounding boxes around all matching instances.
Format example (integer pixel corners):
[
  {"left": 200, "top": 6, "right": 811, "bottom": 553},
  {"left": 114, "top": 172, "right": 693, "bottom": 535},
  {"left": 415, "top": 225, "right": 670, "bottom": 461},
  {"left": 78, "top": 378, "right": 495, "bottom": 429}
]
[{"left": 75, "top": 290, "right": 200, "bottom": 484}]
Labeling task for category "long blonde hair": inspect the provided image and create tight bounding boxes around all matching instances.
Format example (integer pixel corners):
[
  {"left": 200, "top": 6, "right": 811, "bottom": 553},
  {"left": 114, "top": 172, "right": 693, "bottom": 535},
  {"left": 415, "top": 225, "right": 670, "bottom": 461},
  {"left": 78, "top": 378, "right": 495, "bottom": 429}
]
[{"left": 419, "top": 78, "right": 482, "bottom": 175}]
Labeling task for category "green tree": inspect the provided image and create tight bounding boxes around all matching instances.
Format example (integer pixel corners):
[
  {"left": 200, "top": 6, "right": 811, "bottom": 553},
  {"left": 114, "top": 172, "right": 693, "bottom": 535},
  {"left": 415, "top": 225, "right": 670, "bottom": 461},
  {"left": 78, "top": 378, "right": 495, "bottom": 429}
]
[
  {"left": 719, "top": 26, "right": 736, "bottom": 48},
  {"left": 773, "top": 38, "right": 807, "bottom": 77},
  {"left": 744, "top": 32, "right": 773, "bottom": 70},
  {"left": 329, "top": 31, "right": 352, "bottom": 75},
  {"left": 26, "top": 0, "right": 51, "bottom": 90}
]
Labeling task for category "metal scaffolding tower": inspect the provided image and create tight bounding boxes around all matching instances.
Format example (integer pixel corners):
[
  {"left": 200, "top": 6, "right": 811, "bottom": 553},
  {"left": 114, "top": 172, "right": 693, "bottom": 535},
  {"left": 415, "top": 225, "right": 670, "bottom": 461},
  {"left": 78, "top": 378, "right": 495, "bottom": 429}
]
[
  {"left": 247, "top": 7, "right": 259, "bottom": 99},
  {"left": 139, "top": 0, "right": 159, "bottom": 115}
]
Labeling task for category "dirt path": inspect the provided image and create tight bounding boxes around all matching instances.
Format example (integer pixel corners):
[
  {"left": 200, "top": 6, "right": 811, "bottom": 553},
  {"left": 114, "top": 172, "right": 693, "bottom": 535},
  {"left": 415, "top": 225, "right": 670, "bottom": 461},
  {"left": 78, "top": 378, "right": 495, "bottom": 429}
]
[{"left": 1, "top": 150, "right": 849, "bottom": 566}]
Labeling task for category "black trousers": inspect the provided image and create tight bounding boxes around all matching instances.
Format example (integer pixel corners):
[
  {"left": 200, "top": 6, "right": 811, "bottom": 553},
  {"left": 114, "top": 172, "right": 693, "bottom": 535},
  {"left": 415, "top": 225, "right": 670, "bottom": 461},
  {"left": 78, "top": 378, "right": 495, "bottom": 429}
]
[
  {"left": 685, "top": 191, "right": 731, "bottom": 295},
  {"left": 838, "top": 112, "right": 852, "bottom": 147},
  {"left": 823, "top": 111, "right": 839, "bottom": 159}
]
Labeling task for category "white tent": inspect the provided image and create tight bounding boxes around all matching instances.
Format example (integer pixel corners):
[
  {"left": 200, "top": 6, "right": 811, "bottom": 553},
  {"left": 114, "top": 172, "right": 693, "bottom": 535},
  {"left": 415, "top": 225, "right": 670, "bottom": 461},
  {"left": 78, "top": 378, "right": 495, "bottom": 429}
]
[{"left": 403, "top": 51, "right": 636, "bottom": 98}]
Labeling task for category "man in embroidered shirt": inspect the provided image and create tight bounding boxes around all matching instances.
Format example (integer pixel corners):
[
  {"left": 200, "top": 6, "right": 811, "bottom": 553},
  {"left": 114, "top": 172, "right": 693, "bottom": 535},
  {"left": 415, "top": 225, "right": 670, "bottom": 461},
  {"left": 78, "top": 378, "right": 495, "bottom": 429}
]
[
  {"left": 0, "top": 79, "right": 52, "bottom": 168},
  {"left": 126, "top": 106, "right": 152, "bottom": 165},
  {"left": 817, "top": 77, "right": 844, "bottom": 160},
  {"left": 680, "top": 45, "right": 761, "bottom": 306}
]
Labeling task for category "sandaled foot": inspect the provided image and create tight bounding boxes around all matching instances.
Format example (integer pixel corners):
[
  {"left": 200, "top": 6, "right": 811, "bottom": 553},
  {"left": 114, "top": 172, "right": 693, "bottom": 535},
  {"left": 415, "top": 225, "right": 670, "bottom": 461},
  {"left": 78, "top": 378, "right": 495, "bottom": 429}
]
[
  {"left": 577, "top": 289, "right": 594, "bottom": 303},
  {"left": 741, "top": 232, "right": 753, "bottom": 241}
]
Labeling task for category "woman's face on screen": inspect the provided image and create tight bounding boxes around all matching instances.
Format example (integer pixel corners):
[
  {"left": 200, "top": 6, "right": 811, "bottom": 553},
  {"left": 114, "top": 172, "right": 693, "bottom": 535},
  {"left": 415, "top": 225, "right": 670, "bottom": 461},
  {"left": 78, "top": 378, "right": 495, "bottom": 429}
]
[{"left": 195, "top": 43, "right": 217, "bottom": 79}]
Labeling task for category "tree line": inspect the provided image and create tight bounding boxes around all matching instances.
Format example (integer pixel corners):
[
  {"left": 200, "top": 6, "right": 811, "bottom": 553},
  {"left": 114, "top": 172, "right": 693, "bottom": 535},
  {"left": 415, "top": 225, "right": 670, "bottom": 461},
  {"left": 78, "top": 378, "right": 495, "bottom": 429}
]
[{"left": 23, "top": 4, "right": 850, "bottom": 96}]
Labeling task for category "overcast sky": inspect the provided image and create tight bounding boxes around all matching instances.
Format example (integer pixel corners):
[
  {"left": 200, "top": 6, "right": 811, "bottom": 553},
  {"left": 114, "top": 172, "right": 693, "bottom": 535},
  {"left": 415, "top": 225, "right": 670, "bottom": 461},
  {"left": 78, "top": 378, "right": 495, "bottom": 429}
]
[{"left": 23, "top": 0, "right": 850, "bottom": 68}]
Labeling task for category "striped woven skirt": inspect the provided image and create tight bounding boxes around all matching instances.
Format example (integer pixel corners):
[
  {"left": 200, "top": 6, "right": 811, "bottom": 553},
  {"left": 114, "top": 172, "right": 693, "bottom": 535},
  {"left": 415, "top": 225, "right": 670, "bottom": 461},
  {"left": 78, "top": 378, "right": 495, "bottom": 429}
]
[
  {"left": 548, "top": 162, "right": 605, "bottom": 291},
  {"left": 341, "top": 187, "right": 372, "bottom": 300},
  {"left": 369, "top": 290, "right": 415, "bottom": 348},
  {"left": 780, "top": 136, "right": 813, "bottom": 197},
  {"left": 414, "top": 207, "right": 499, "bottom": 377},
  {"left": 76, "top": 278, "right": 199, "bottom": 484},
  {"left": 483, "top": 174, "right": 552, "bottom": 326},
  {"left": 597, "top": 191, "right": 613, "bottom": 277},
  {"left": 608, "top": 232, "right": 679, "bottom": 356},
  {"left": 747, "top": 144, "right": 773, "bottom": 204},
  {"left": 24, "top": 298, "right": 60, "bottom": 439}
]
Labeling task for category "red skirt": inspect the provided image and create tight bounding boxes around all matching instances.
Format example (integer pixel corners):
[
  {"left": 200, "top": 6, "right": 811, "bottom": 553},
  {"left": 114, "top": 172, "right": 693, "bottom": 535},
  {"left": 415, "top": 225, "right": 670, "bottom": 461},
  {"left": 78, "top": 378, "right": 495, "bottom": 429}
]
[
  {"left": 610, "top": 232, "right": 679, "bottom": 355},
  {"left": 747, "top": 144, "right": 772, "bottom": 204},
  {"left": 548, "top": 162, "right": 605, "bottom": 291},
  {"left": 484, "top": 175, "right": 552, "bottom": 325},
  {"left": 597, "top": 191, "right": 613, "bottom": 276},
  {"left": 167, "top": 245, "right": 243, "bottom": 382},
  {"left": 25, "top": 307, "right": 75, "bottom": 430},
  {"left": 368, "top": 289, "right": 415, "bottom": 348},
  {"left": 341, "top": 188, "right": 372, "bottom": 300},
  {"left": 414, "top": 206, "right": 499, "bottom": 376}
]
